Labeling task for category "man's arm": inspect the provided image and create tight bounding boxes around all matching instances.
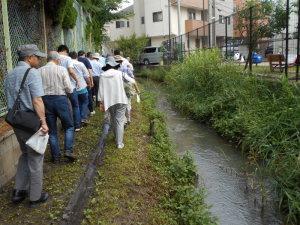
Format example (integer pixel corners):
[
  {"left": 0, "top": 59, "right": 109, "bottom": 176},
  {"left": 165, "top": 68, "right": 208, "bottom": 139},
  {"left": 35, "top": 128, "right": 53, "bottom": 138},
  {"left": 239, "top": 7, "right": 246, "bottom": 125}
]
[
  {"left": 32, "top": 97, "right": 49, "bottom": 134},
  {"left": 68, "top": 67, "right": 79, "bottom": 85},
  {"left": 88, "top": 69, "right": 94, "bottom": 87}
]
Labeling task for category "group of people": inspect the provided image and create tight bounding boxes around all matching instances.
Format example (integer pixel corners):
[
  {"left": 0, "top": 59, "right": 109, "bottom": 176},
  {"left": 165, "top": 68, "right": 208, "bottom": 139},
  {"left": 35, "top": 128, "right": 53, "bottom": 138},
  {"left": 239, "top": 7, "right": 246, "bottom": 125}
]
[{"left": 4, "top": 44, "right": 139, "bottom": 207}]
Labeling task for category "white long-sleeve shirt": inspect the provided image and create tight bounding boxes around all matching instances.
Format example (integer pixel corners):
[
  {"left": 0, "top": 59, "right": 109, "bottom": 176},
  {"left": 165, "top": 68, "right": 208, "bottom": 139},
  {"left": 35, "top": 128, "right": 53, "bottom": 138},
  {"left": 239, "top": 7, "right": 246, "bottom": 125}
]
[{"left": 98, "top": 69, "right": 135, "bottom": 111}]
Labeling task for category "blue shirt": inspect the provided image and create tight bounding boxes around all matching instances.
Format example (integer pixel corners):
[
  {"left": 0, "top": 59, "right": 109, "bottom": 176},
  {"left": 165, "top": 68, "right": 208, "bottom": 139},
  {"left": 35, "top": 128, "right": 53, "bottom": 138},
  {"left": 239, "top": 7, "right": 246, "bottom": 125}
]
[
  {"left": 4, "top": 61, "right": 44, "bottom": 111},
  {"left": 78, "top": 56, "right": 92, "bottom": 70}
]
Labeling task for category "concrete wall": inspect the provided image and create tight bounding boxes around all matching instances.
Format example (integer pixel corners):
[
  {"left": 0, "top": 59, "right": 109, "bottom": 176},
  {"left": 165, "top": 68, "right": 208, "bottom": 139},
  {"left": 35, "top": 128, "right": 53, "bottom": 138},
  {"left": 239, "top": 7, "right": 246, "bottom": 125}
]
[{"left": 0, "top": 130, "right": 20, "bottom": 188}]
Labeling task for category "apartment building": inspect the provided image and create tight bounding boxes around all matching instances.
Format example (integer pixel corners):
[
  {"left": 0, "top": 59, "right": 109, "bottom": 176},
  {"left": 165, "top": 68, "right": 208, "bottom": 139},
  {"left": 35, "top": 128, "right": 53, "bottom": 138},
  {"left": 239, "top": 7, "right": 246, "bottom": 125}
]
[{"left": 104, "top": 0, "right": 210, "bottom": 53}]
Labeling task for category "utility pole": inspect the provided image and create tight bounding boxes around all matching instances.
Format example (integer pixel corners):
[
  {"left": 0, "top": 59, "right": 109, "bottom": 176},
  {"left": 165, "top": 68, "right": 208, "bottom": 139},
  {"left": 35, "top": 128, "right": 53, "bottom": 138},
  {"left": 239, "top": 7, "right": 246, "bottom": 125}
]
[
  {"left": 168, "top": 0, "right": 171, "bottom": 62},
  {"left": 177, "top": 0, "right": 181, "bottom": 36},
  {"left": 177, "top": 0, "right": 182, "bottom": 60},
  {"left": 284, "top": 0, "right": 290, "bottom": 77},
  {"left": 212, "top": 0, "right": 216, "bottom": 47}
]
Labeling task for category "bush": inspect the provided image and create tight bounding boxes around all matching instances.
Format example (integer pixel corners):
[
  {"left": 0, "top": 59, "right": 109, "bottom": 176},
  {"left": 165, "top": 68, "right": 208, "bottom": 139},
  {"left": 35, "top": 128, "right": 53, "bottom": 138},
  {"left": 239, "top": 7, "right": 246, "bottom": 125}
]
[
  {"left": 162, "top": 49, "right": 300, "bottom": 224},
  {"left": 142, "top": 92, "right": 216, "bottom": 225}
]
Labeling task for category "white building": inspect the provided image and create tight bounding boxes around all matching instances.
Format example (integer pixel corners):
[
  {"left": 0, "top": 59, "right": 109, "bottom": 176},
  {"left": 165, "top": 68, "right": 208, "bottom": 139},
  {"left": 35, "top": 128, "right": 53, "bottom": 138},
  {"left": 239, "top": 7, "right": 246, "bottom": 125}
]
[{"left": 104, "top": 0, "right": 216, "bottom": 54}]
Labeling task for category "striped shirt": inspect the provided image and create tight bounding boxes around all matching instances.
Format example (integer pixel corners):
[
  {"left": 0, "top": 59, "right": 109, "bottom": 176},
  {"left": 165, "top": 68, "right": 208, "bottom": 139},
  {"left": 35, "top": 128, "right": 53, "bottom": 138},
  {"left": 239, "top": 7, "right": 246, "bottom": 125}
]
[
  {"left": 90, "top": 59, "right": 104, "bottom": 77},
  {"left": 39, "top": 62, "right": 73, "bottom": 96}
]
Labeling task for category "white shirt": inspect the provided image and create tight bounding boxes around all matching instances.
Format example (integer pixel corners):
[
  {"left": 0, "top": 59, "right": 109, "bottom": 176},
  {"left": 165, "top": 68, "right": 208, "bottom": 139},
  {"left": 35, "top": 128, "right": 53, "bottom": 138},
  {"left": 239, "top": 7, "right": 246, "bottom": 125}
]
[
  {"left": 98, "top": 69, "right": 135, "bottom": 111},
  {"left": 72, "top": 59, "right": 89, "bottom": 91},
  {"left": 59, "top": 54, "right": 74, "bottom": 70},
  {"left": 90, "top": 59, "right": 104, "bottom": 77}
]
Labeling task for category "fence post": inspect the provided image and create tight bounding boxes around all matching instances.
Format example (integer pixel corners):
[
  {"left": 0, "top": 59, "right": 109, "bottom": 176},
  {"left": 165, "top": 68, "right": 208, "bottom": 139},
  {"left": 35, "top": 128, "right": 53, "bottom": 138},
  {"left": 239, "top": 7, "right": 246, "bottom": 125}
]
[
  {"left": 1, "top": 0, "right": 12, "bottom": 71},
  {"left": 41, "top": 0, "right": 47, "bottom": 53},
  {"left": 297, "top": 0, "right": 300, "bottom": 82},
  {"left": 208, "top": 23, "right": 211, "bottom": 48},
  {"left": 225, "top": 16, "right": 228, "bottom": 59},
  {"left": 285, "top": 0, "right": 290, "bottom": 77},
  {"left": 187, "top": 32, "right": 190, "bottom": 54},
  {"left": 249, "top": 6, "right": 253, "bottom": 72}
]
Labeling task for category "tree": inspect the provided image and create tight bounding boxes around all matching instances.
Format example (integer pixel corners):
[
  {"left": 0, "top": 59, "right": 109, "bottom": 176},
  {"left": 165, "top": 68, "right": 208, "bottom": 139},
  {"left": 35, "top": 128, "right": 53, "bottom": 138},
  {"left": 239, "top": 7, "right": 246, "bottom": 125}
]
[
  {"left": 235, "top": 0, "right": 288, "bottom": 70},
  {"left": 116, "top": 34, "right": 149, "bottom": 64},
  {"left": 78, "top": 0, "right": 131, "bottom": 50}
]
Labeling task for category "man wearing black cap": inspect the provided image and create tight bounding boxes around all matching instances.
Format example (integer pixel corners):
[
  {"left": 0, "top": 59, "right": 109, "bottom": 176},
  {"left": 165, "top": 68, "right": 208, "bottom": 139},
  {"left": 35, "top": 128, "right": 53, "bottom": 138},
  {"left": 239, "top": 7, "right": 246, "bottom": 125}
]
[{"left": 4, "top": 44, "right": 49, "bottom": 207}]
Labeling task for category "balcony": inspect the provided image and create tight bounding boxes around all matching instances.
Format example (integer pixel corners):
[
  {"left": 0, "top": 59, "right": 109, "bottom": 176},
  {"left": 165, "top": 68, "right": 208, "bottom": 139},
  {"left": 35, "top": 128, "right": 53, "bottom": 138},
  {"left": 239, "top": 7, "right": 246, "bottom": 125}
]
[
  {"left": 171, "top": 0, "right": 208, "bottom": 10},
  {"left": 185, "top": 20, "right": 204, "bottom": 33}
]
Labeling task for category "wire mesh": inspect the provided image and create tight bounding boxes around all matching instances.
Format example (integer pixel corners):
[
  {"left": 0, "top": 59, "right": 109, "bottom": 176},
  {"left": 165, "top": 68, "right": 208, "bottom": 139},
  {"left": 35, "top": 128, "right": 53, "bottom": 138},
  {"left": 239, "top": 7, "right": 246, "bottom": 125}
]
[
  {"left": 0, "top": 2, "right": 7, "bottom": 116},
  {"left": 0, "top": 0, "right": 91, "bottom": 117}
]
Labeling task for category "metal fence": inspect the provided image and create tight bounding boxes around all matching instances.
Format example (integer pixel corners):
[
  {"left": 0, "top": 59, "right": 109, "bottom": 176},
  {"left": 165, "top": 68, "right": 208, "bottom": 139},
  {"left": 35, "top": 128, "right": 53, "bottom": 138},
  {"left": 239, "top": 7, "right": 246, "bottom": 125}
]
[
  {"left": 0, "top": 0, "right": 91, "bottom": 117},
  {"left": 163, "top": 1, "right": 299, "bottom": 80}
]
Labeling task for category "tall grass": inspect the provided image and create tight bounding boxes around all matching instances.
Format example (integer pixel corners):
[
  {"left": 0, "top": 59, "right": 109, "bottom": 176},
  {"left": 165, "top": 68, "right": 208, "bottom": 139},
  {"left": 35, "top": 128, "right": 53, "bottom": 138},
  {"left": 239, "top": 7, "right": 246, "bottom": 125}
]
[{"left": 159, "top": 49, "right": 299, "bottom": 224}]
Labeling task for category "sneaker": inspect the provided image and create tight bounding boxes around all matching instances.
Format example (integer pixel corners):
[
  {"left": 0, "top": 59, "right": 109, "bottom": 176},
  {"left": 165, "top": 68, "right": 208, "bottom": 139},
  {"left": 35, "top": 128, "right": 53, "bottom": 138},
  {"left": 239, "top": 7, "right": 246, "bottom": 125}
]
[
  {"left": 75, "top": 127, "right": 82, "bottom": 132},
  {"left": 117, "top": 143, "right": 125, "bottom": 149},
  {"left": 12, "top": 189, "right": 28, "bottom": 204},
  {"left": 29, "top": 192, "right": 49, "bottom": 208},
  {"left": 51, "top": 157, "right": 61, "bottom": 164},
  {"left": 81, "top": 120, "right": 90, "bottom": 126},
  {"left": 90, "top": 111, "right": 96, "bottom": 115},
  {"left": 64, "top": 151, "right": 76, "bottom": 162}
]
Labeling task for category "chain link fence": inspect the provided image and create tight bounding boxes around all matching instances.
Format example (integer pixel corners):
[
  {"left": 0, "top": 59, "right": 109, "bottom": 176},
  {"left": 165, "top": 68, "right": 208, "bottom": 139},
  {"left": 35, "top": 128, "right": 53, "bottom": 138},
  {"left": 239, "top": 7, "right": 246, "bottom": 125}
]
[
  {"left": 163, "top": 1, "right": 299, "bottom": 80},
  {"left": 0, "top": 0, "right": 90, "bottom": 117}
]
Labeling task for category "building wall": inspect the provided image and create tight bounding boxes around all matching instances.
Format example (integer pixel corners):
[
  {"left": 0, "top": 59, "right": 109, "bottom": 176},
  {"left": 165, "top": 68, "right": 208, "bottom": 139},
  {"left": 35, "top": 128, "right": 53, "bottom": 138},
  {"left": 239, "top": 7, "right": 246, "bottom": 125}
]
[
  {"left": 0, "top": 130, "right": 21, "bottom": 188},
  {"left": 106, "top": 16, "right": 135, "bottom": 42}
]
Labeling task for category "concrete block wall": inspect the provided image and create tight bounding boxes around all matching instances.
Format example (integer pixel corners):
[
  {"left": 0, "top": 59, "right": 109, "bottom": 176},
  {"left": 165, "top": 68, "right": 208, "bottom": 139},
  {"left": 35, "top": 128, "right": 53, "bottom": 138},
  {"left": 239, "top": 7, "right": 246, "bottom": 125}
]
[{"left": 0, "top": 130, "right": 21, "bottom": 187}]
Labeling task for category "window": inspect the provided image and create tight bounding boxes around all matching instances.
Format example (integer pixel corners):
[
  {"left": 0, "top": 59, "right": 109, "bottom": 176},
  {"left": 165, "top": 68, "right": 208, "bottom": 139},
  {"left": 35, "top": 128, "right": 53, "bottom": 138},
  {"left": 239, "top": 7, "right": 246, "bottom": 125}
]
[
  {"left": 219, "top": 15, "right": 224, "bottom": 24},
  {"left": 144, "top": 47, "right": 157, "bottom": 53},
  {"left": 153, "top": 11, "right": 163, "bottom": 22},
  {"left": 141, "top": 16, "right": 145, "bottom": 24},
  {"left": 127, "top": 21, "right": 130, "bottom": 27},
  {"left": 188, "top": 9, "right": 196, "bottom": 20},
  {"left": 116, "top": 21, "right": 125, "bottom": 28}
]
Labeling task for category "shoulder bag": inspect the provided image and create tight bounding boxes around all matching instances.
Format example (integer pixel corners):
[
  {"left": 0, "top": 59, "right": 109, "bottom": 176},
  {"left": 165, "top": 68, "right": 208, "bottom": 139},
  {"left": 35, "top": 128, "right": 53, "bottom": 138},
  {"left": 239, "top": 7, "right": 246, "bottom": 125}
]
[{"left": 5, "top": 68, "right": 41, "bottom": 133}]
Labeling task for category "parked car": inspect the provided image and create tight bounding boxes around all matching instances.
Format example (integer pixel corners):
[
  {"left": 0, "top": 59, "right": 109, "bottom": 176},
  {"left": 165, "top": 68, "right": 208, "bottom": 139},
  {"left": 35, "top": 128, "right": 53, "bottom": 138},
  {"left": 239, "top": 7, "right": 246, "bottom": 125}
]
[
  {"left": 140, "top": 46, "right": 163, "bottom": 65},
  {"left": 252, "top": 52, "right": 263, "bottom": 64}
]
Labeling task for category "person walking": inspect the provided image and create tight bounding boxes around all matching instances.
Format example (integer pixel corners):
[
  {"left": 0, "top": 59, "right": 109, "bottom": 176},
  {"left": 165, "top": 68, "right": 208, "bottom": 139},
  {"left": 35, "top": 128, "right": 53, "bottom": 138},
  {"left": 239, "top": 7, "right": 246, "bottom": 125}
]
[
  {"left": 78, "top": 50, "right": 95, "bottom": 115},
  {"left": 114, "top": 55, "right": 140, "bottom": 125},
  {"left": 69, "top": 51, "right": 90, "bottom": 125},
  {"left": 98, "top": 57, "right": 136, "bottom": 149},
  {"left": 39, "top": 51, "right": 76, "bottom": 163},
  {"left": 90, "top": 53, "right": 105, "bottom": 107},
  {"left": 57, "top": 45, "right": 81, "bottom": 131},
  {"left": 4, "top": 44, "right": 49, "bottom": 207}
]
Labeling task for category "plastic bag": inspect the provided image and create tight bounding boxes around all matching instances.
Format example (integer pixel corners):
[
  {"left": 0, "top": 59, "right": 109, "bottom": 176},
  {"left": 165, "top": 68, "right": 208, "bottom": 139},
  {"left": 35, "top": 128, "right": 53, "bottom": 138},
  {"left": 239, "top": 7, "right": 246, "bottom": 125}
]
[
  {"left": 26, "top": 129, "right": 49, "bottom": 155},
  {"left": 136, "top": 94, "right": 141, "bottom": 103}
]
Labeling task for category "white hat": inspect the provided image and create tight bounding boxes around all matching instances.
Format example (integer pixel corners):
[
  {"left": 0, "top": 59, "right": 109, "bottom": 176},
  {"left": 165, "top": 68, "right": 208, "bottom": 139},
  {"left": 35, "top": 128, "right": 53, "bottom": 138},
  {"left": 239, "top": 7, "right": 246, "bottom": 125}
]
[{"left": 92, "top": 53, "right": 101, "bottom": 59}]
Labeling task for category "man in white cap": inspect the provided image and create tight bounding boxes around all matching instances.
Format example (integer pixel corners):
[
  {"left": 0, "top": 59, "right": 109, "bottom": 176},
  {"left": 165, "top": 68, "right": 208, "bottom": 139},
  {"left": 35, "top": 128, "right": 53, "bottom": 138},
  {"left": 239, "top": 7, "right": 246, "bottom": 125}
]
[
  {"left": 4, "top": 44, "right": 49, "bottom": 207},
  {"left": 90, "top": 53, "right": 105, "bottom": 106}
]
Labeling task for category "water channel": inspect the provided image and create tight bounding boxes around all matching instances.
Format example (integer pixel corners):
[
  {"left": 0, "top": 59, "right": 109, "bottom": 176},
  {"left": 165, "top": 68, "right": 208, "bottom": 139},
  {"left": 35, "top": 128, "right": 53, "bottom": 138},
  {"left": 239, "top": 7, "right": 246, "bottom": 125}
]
[{"left": 144, "top": 81, "right": 282, "bottom": 225}]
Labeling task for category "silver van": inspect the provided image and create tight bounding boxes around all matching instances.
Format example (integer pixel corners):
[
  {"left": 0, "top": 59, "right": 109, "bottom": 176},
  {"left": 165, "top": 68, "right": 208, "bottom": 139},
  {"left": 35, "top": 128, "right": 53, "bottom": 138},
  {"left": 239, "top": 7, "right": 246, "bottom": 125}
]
[{"left": 140, "top": 47, "right": 163, "bottom": 65}]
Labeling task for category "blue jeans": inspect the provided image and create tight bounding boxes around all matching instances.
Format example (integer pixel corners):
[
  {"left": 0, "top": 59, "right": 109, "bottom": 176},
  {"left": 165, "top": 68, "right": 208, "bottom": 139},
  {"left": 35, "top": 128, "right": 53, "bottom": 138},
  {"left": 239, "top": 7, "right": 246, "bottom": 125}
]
[
  {"left": 43, "top": 95, "right": 74, "bottom": 159},
  {"left": 87, "top": 87, "right": 94, "bottom": 113},
  {"left": 78, "top": 90, "right": 89, "bottom": 121},
  {"left": 69, "top": 89, "right": 81, "bottom": 129}
]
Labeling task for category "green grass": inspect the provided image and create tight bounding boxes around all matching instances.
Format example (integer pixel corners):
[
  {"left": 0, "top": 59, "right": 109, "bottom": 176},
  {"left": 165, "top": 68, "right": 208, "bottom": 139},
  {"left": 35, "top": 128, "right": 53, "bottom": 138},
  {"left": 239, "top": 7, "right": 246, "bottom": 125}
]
[
  {"left": 82, "top": 90, "right": 216, "bottom": 225},
  {"left": 139, "top": 49, "right": 300, "bottom": 224}
]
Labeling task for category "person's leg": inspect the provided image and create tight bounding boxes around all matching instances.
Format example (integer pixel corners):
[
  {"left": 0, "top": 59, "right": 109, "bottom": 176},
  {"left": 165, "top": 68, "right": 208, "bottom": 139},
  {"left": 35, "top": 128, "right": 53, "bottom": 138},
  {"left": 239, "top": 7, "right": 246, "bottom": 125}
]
[
  {"left": 114, "top": 104, "right": 127, "bottom": 148},
  {"left": 78, "top": 92, "right": 89, "bottom": 122},
  {"left": 27, "top": 148, "right": 44, "bottom": 202},
  {"left": 87, "top": 87, "right": 94, "bottom": 114},
  {"left": 13, "top": 129, "right": 30, "bottom": 192},
  {"left": 43, "top": 96, "right": 60, "bottom": 161},
  {"left": 57, "top": 96, "right": 75, "bottom": 159},
  {"left": 125, "top": 97, "right": 132, "bottom": 124},
  {"left": 93, "top": 76, "right": 100, "bottom": 106},
  {"left": 69, "top": 89, "right": 81, "bottom": 130},
  {"left": 108, "top": 105, "right": 117, "bottom": 137}
]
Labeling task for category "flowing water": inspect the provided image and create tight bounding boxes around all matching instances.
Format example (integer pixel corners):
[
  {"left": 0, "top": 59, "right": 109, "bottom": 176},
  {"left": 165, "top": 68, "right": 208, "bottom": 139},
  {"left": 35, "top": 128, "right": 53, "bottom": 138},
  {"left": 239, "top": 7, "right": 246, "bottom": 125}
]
[{"left": 144, "top": 81, "right": 282, "bottom": 225}]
